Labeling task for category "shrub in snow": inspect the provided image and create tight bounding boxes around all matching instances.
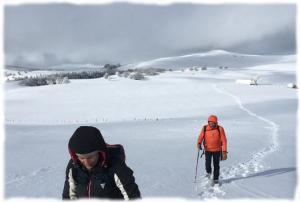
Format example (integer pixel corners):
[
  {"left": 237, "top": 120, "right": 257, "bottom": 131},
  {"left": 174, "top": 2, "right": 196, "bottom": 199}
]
[
  {"left": 201, "top": 67, "right": 207, "bottom": 70},
  {"left": 129, "top": 72, "right": 145, "bottom": 80},
  {"left": 20, "top": 75, "right": 70, "bottom": 86},
  {"left": 287, "top": 83, "right": 297, "bottom": 89},
  {"left": 122, "top": 72, "right": 130, "bottom": 78},
  {"left": 62, "top": 77, "right": 70, "bottom": 84},
  {"left": 55, "top": 77, "right": 64, "bottom": 84},
  {"left": 55, "top": 71, "right": 104, "bottom": 80},
  {"left": 46, "top": 79, "right": 54, "bottom": 85},
  {"left": 134, "top": 68, "right": 165, "bottom": 76},
  {"left": 187, "top": 67, "right": 199, "bottom": 71},
  {"left": 116, "top": 71, "right": 121, "bottom": 77},
  {"left": 252, "top": 75, "right": 260, "bottom": 85},
  {"left": 104, "top": 73, "right": 109, "bottom": 79},
  {"left": 140, "top": 68, "right": 158, "bottom": 76},
  {"left": 20, "top": 77, "right": 47, "bottom": 86},
  {"left": 102, "top": 63, "right": 121, "bottom": 76}
]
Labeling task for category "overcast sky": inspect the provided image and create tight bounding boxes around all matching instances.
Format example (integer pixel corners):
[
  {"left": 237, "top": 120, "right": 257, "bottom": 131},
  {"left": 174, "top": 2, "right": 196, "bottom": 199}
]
[{"left": 4, "top": 3, "right": 296, "bottom": 67}]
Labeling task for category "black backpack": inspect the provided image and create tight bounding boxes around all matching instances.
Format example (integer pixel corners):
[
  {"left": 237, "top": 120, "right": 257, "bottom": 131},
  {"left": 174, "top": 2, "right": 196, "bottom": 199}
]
[{"left": 106, "top": 144, "right": 126, "bottom": 164}]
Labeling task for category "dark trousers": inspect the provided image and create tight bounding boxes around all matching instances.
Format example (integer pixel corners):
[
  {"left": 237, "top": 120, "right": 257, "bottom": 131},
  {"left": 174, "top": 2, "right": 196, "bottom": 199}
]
[{"left": 205, "top": 151, "right": 221, "bottom": 180}]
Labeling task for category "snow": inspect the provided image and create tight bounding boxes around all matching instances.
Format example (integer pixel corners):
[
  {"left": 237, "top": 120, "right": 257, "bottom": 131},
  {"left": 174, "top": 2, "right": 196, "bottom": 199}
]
[
  {"left": 122, "top": 50, "right": 295, "bottom": 70},
  {"left": 4, "top": 50, "right": 298, "bottom": 200},
  {"left": 235, "top": 79, "right": 256, "bottom": 85}
]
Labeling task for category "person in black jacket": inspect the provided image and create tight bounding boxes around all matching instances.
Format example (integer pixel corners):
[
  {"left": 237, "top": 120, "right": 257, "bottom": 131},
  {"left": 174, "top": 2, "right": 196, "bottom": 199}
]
[{"left": 62, "top": 126, "right": 141, "bottom": 200}]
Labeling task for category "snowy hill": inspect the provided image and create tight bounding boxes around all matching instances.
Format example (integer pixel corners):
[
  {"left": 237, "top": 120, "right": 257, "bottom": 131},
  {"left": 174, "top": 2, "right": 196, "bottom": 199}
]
[
  {"left": 4, "top": 51, "right": 298, "bottom": 199},
  {"left": 4, "top": 50, "right": 295, "bottom": 82},
  {"left": 123, "top": 50, "right": 295, "bottom": 69}
]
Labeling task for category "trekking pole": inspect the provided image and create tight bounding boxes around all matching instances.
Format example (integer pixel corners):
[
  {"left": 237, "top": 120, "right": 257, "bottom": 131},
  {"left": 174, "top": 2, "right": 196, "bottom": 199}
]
[{"left": 194, "top": 148, "right": 200, "bottom": 183}]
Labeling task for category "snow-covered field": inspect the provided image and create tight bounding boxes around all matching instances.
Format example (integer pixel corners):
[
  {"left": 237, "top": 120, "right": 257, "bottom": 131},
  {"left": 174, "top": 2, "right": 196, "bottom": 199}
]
[{"left": 4, "top": 51, "right": 298, "bottom": 199}]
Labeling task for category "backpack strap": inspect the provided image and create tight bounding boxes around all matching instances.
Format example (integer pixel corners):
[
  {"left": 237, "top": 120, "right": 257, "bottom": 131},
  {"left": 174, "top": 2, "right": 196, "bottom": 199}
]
[
  {"left": 200, "top": 126, "right": 206, "bottom": 158},
  {"left": 217, "top": 126, "right": 221, "bottom": 138}
]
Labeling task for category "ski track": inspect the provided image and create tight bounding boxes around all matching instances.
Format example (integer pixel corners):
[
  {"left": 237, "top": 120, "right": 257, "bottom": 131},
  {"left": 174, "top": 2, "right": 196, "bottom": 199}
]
[{"left": 195, "top": 84, "right": 279, "bottom": 199}]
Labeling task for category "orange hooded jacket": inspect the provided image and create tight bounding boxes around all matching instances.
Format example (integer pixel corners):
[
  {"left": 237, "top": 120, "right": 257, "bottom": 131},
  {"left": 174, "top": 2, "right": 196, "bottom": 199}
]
[{"left": 197, "top": 115, "right": 227, "bottom": 152}]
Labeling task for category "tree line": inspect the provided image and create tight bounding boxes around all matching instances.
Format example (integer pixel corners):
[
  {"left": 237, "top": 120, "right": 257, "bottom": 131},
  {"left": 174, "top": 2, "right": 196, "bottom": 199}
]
[{"left": 18, "top": 64, "right": 166, "bottom": 87}]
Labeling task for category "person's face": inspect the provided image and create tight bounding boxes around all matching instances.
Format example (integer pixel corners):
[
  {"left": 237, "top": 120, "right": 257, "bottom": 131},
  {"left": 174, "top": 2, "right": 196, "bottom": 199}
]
[
  {"left": 77, "top": 151, "right": 99, "bottom": 171},
  {"left": 208, "top": 121, "right": 217, "bottom": 128}
]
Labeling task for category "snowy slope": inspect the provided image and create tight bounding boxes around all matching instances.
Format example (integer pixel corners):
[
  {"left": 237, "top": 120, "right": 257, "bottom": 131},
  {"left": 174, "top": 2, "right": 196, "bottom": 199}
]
[
  {"left": 123, "top": 50, "right": 295, "bottom": 70},
  {"left": 4, "top": 52, "right": 298, "bottom": 200}
]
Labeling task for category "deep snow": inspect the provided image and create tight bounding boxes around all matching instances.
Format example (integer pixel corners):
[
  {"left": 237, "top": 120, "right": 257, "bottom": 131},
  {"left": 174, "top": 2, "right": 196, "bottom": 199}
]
[{"left": 4, "top": 51, "right": 298, "bottom": 200}]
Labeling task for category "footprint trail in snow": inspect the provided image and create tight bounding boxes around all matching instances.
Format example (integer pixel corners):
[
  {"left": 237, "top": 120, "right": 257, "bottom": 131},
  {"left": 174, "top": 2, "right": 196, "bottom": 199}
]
[{"left": 195, "top": 84, "right": 279, "bottom": 199}]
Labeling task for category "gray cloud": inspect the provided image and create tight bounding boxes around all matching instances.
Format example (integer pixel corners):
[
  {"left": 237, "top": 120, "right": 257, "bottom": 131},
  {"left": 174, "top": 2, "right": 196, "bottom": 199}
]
[{"left": 4, "top": 3, "right": 296, "bottom": 67}]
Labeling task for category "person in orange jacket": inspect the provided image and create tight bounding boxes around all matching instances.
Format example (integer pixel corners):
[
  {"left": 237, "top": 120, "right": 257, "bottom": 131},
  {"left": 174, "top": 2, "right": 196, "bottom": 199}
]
[{"left": 197, "top": 115, "right": 227, "bottom": 184}]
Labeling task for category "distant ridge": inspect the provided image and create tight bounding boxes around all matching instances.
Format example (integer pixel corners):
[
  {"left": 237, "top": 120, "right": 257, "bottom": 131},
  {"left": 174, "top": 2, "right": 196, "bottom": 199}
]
[
  {"left": 5, "top": 50, "right": 295, "bottom": 71},
  {"left": 122, "top": 50, "right": 295, "bottom": 70}
]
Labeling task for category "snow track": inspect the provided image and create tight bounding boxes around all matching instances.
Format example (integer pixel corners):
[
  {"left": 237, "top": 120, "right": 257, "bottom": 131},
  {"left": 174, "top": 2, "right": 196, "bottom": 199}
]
[
  {"left": 195, "top": 84, "right": 280, "bottom": 199},
  {"left": 195, "top": 175, "right": 225, "bottom": 198}
]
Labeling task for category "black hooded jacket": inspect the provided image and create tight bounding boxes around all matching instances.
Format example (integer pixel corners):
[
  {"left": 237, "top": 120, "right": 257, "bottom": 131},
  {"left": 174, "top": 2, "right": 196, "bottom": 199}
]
[{"left": 62, "top": 144, "right": 141, "bottom": 200}]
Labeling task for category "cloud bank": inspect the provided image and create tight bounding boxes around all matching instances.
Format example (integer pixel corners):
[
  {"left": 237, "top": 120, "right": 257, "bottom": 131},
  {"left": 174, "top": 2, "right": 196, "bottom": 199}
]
[{"left": 5, "top": 3, "right": 296, "bottom": 68}]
